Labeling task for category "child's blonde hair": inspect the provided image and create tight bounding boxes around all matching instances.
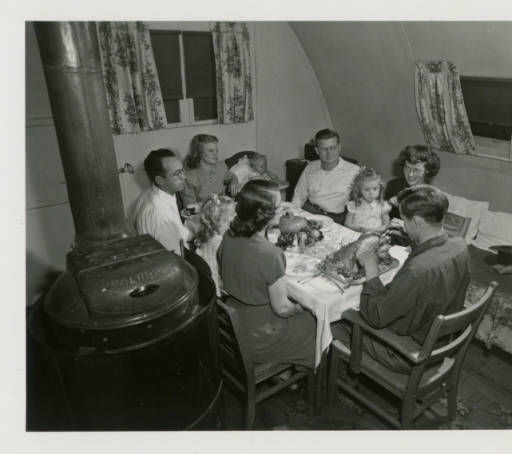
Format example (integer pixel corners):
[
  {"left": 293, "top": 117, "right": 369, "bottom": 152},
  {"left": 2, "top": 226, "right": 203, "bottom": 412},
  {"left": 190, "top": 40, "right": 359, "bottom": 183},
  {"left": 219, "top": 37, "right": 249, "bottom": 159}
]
[
  {"left": 349, "top": 167, "right": 384, "bottom": 206},
  {"left": 194, "top": 194, "right": 236, "bottom": 247}
]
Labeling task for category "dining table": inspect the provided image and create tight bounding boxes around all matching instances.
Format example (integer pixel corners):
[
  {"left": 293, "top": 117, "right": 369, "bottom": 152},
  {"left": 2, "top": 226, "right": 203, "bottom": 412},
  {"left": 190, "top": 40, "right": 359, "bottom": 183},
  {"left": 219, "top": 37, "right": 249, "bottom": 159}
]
[{"left": 281, "top": 203, "right": 410, "bottom": 368}]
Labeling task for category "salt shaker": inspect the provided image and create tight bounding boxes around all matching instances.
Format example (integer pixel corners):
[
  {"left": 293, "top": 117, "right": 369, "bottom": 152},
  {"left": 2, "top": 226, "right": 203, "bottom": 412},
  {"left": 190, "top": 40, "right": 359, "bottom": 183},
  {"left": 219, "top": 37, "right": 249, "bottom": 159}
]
[{"left": 298, "top": 232, "right": 307, "bottom": 253}]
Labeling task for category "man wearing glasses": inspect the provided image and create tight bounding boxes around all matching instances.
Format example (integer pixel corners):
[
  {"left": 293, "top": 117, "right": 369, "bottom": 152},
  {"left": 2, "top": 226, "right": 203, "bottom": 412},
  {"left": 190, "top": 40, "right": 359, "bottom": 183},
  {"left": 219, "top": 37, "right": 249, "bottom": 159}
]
[{"left": 133, "top": 148, "right": 193, "bottom": 256}]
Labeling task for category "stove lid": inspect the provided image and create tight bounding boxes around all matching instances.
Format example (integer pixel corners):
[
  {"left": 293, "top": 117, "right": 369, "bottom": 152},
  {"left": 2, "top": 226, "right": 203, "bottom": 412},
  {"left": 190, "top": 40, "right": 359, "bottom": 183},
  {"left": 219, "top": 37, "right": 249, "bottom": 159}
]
[{"left": 44, "top": 235, "right": 199, "bottom": 329}]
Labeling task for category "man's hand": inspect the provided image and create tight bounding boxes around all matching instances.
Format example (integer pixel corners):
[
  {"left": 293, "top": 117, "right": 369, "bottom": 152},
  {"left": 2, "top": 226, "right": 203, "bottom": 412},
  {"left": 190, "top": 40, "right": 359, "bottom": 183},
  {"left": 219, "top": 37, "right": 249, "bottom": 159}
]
[{"left": 356, "top": 243, "right": 379, "bottom": 280}]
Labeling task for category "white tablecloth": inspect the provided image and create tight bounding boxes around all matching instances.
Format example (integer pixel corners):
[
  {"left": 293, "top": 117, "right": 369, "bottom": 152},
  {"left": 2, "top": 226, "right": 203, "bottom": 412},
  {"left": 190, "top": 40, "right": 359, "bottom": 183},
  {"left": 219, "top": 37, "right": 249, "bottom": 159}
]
[{"left": 282, "top": 207, "right": 409, "bottom": 367}]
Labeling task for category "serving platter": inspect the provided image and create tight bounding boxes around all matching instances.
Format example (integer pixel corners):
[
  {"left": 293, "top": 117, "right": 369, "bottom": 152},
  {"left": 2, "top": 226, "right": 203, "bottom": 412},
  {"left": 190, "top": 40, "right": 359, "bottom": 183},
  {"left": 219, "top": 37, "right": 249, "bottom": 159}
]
[
  {"left": 301, "top": 213, "right": 334, "bottom": 227},
  {"left": 285, "top": 252, "right": 322, "bottom": 278},
  {"left": 347, "top": 257, "right": 400, "bottom": 285}
]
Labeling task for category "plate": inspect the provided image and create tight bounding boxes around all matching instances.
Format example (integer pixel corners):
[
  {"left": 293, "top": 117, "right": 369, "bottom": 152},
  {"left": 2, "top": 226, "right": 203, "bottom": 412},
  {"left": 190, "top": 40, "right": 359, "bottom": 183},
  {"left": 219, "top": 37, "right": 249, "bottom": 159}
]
[
  {"left": 350, "top": 258, "right": 400, "bottom": 285},
  {"left": 285, "top": 252, "right": 322, "bottom": 278},
  {"left": 303, "top": 214, "right": 334, "bottom": 227}
]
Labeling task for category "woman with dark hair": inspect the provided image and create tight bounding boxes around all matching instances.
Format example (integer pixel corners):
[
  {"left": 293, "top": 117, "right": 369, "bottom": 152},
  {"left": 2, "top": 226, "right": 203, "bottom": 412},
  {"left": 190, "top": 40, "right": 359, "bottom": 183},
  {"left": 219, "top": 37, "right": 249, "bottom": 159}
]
[
  {"left": 181, "top": 134, "right": 239, "bottom": 206},
  {"left": 218, "top": 180, "right": 316, "bottom": 369},
  {"left": 384, "top": 145, "right": 441, "bottom": 219}
]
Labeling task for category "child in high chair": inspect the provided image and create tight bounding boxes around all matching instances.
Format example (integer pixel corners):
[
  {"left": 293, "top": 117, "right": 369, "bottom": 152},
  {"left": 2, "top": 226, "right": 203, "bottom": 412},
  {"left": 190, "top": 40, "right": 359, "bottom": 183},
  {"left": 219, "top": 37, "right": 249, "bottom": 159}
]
[
  {"left": 230, "top": 153, "right": 278, "bottom": 192},
  {"left": 194, "top": 194, "right": 236, "bottom": 296},
  {"left": 344, "top": 167, "right": 391, "bottom": 233}
]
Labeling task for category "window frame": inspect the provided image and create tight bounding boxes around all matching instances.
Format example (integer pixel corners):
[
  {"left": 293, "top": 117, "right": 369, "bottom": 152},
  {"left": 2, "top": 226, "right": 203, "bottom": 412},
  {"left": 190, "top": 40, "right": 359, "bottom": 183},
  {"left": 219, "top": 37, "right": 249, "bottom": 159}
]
[
  {"left": 460, "top": 75, "right": 512, "bottom": 162},
  {"left": 150, "top": 29, "right": 218, "bottom": 129}
]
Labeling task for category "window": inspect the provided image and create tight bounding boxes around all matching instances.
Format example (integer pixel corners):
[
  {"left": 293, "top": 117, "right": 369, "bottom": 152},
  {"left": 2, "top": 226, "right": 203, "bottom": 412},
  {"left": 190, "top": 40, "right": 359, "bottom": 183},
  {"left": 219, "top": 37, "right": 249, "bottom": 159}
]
[
  {"left": 150, "top": 30, "right": 217, "bottom": 126},
  {"left": 460, "top": 76, "right": 512, "bottom": 161}
]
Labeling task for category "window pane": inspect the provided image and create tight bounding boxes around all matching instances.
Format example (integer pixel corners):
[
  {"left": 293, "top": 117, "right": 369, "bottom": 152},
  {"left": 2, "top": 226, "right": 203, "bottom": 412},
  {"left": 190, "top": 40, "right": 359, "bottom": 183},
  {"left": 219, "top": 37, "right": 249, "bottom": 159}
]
[
  {"left": 163, "top": 99, "right": 181, "bottom": 124},
  {"left": 461, "top": 77, "right": 512, "bottom": 141},
  {"left": 183, "top": 32, "right": 217, "bottom": 120},
  {"left": 150, "top": 30, "right": 183, "bottom": 123},
  {"left": 193, "top": 97, "right": 217, "bottom": 121}
]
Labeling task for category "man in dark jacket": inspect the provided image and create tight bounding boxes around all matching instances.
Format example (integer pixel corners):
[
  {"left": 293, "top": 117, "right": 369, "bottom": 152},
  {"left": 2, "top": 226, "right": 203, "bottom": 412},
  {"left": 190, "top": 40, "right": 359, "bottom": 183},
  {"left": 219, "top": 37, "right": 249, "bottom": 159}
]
[{"left": 332, "top": 185, "right": 471, "bottom": 372}]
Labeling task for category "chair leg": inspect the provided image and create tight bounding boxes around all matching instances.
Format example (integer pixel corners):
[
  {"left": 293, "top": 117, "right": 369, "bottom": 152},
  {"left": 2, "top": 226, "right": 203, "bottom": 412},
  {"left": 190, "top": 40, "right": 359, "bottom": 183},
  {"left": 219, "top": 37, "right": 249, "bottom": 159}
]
[
  {"left": 400, "top": 395, "right": 414, "bottom": 429},
  {"left": 447, "top": 386, "right": 458, "bottom": 421},
  {"left": 327, "top": 350, "right": 340, "bottom": 406},
  {"left": 306, "top": 374, "right": 315, "bottom": 416},
  {"left": 244, "top": 392, "right": 256, "bottom": 429}
]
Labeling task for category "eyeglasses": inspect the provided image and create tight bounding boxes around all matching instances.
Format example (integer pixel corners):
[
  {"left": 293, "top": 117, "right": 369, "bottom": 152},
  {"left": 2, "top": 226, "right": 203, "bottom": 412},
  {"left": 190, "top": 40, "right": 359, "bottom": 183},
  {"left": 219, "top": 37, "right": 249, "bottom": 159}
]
[
  {"left": 403, "top": 165, "right": 425, "bottom": 176},
  {"left": 169, "top": 168, "right": 186, "bottom": 178}
]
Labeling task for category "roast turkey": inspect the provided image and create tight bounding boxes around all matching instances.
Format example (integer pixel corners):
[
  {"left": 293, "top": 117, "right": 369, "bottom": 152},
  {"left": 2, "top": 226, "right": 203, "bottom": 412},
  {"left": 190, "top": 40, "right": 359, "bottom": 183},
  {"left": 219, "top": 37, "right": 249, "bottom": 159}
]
[{"left": 319, "top": 233, "right": 392, "bottom": 281}]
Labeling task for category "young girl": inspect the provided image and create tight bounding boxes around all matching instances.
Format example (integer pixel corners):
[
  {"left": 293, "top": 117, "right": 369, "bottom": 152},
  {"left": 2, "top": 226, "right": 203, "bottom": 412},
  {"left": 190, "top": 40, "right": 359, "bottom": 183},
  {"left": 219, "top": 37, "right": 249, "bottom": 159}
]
[
  {"left": 344, "top": 167, "right": 391, "bottom": 233},
  {"left": 193, "top": 194, "right": 236, "bottom": 296}
]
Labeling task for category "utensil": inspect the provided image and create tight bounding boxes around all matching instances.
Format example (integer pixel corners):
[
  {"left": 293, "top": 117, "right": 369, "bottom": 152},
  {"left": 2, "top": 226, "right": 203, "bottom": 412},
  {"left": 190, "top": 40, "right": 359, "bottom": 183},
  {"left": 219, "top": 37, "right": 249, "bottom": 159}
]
[
  {"left": 297, "top": 274, "right": 320, "bottom": 285},
  {"left": 321, "top": 273, "right": 346, "bottom": 294}
]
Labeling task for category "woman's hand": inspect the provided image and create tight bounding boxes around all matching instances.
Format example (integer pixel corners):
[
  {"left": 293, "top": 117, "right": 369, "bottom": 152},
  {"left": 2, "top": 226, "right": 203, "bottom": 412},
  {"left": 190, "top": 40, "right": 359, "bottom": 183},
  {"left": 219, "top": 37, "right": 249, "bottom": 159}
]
[
  {"left": 269, "top": 276, "right": 305, "bottom": 318},
  {"left": 389, "top": 196, "right": 398, "bottom": 207}
]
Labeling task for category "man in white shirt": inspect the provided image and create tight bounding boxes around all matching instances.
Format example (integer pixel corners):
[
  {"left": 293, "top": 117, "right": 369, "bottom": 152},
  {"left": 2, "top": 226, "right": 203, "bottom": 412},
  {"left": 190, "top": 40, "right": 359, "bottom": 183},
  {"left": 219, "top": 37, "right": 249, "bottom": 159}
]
[
  {"left": 133, "top": 149, "right": 193, "bottom": 256},
  {"left": 292, "top": 128, "right": 359, "bottom": 224}
]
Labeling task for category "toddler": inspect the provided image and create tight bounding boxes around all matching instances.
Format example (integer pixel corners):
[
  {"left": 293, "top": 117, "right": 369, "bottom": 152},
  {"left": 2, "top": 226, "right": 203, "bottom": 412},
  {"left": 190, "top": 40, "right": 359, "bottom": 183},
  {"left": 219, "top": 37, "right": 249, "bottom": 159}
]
[
  {"left": 344, "top": 167, "right": 391, "bottom": 233},
  {"left": 230, "top": 153, "right": 278, "bottom": 188},
  {"left": 194, "top": 194, "right": 236, "bottom": 296}
]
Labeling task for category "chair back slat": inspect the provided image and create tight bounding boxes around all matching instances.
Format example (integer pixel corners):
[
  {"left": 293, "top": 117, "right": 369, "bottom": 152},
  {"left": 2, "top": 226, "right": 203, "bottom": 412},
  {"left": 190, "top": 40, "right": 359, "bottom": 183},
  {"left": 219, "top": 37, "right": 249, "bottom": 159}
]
[
  {"left": 419, "top": 282, "right": 498, "bottom": 360},
  {"left": 427, "top": 325, "right": 471, "bottom": 364},
  {"left": 437, "top": 282, "right": 497, "bottom": 339}
]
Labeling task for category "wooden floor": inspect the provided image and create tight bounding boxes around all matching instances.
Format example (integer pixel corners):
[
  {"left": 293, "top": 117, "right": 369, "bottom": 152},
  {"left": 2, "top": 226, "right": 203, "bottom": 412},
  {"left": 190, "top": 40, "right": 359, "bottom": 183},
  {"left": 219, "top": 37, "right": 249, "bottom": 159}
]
[
  {"left": 27, "top": 330, "right": 512, "bottom": 431},
  {"left": 221, "top": 341, "right": 512, "bottom": 430}
]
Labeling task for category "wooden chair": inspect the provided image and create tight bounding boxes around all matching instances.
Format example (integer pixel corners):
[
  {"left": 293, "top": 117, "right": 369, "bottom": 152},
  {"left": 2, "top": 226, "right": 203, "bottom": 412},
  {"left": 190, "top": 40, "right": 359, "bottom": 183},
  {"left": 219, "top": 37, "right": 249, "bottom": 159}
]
[
  {"left": 216, "top": 297, "right": 315, "bottom": 429},
  {"left": 327, "top": 281, "right": 498, "bottom": 429}
]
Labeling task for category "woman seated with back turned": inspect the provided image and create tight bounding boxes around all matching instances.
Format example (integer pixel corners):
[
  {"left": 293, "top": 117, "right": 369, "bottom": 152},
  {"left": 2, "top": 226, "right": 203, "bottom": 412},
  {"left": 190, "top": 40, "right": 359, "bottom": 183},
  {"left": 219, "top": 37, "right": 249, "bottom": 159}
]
[
  {"left": 181, "top": 134, "right": 239, "bottom": 207},
  {"left": 384, "top": 145, "right": 441, "bottom": 219},
  {"left": 217, "top": 179, "right": 316, "bottom": 370}
]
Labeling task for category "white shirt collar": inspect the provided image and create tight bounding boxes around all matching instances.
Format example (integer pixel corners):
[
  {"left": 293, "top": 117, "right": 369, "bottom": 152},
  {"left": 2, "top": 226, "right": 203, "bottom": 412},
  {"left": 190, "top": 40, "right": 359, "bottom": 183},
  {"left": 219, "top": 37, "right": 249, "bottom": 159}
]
[{"left": 151, "top": 184, "right": 178, "bottom": 207}]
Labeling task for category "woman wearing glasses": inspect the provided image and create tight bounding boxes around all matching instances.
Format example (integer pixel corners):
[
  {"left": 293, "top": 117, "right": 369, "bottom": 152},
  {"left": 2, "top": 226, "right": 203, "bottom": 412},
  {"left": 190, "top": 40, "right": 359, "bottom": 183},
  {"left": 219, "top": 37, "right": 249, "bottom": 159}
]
[{"left": 384, "top": 145, "right": 441, "bottom": 220}]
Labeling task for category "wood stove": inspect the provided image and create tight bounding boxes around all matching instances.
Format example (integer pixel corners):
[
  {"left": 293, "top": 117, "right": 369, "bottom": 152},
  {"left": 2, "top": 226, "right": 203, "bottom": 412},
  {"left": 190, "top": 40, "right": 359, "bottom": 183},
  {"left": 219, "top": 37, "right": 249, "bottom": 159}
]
[{"left": 27, "top": 22, "right": 221, "bottom": 430}]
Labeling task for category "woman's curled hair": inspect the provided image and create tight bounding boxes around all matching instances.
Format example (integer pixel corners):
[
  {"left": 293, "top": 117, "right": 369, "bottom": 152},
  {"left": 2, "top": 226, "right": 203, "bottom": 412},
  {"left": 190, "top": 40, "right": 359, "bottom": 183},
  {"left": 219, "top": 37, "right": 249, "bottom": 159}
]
[
  {"left": 229, "top": 180, "right": 280, "bottom": 238},
  {"left": 398, "top": 145, "right": 440, "bottom": 180}
]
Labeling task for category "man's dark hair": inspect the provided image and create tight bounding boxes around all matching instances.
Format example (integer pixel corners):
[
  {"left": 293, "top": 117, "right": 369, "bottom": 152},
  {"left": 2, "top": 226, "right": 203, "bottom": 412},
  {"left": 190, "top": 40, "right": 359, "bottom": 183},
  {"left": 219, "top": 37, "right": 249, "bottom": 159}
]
[
  {"left": 314, "top": 128, "right": 340, "bottom": 145},
  {"left": 144, "top": 148, "right": 177, "bottom": 185},
  {"left": 229, "top": 180, "right": 280, "bottom": 238},
  {"left": 398, "top": 145, "right": 441, "bottom": 180},
  {"left": 397, "top": 184, "right": 449, "bottom": 224}
]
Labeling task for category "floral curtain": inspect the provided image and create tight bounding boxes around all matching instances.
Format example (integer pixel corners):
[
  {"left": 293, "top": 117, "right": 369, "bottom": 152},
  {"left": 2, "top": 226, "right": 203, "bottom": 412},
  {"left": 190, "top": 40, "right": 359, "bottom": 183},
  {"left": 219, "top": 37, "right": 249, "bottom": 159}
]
[
  {"left": 415, "top": 61, "right": 476, "bottom": 155},
  {"left": 96, "top": 22, "right": 167, "bottom": 135},
  {"left": 210, "top": 22, "right": 254, "bottom": 124}
]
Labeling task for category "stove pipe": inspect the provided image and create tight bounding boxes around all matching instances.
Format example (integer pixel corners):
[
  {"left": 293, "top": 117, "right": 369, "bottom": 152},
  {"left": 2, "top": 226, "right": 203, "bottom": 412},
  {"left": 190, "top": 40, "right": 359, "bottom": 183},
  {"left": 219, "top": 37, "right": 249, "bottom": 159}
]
[{"left": 34, "top": 22, "right": 133, "bottom": 247}]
